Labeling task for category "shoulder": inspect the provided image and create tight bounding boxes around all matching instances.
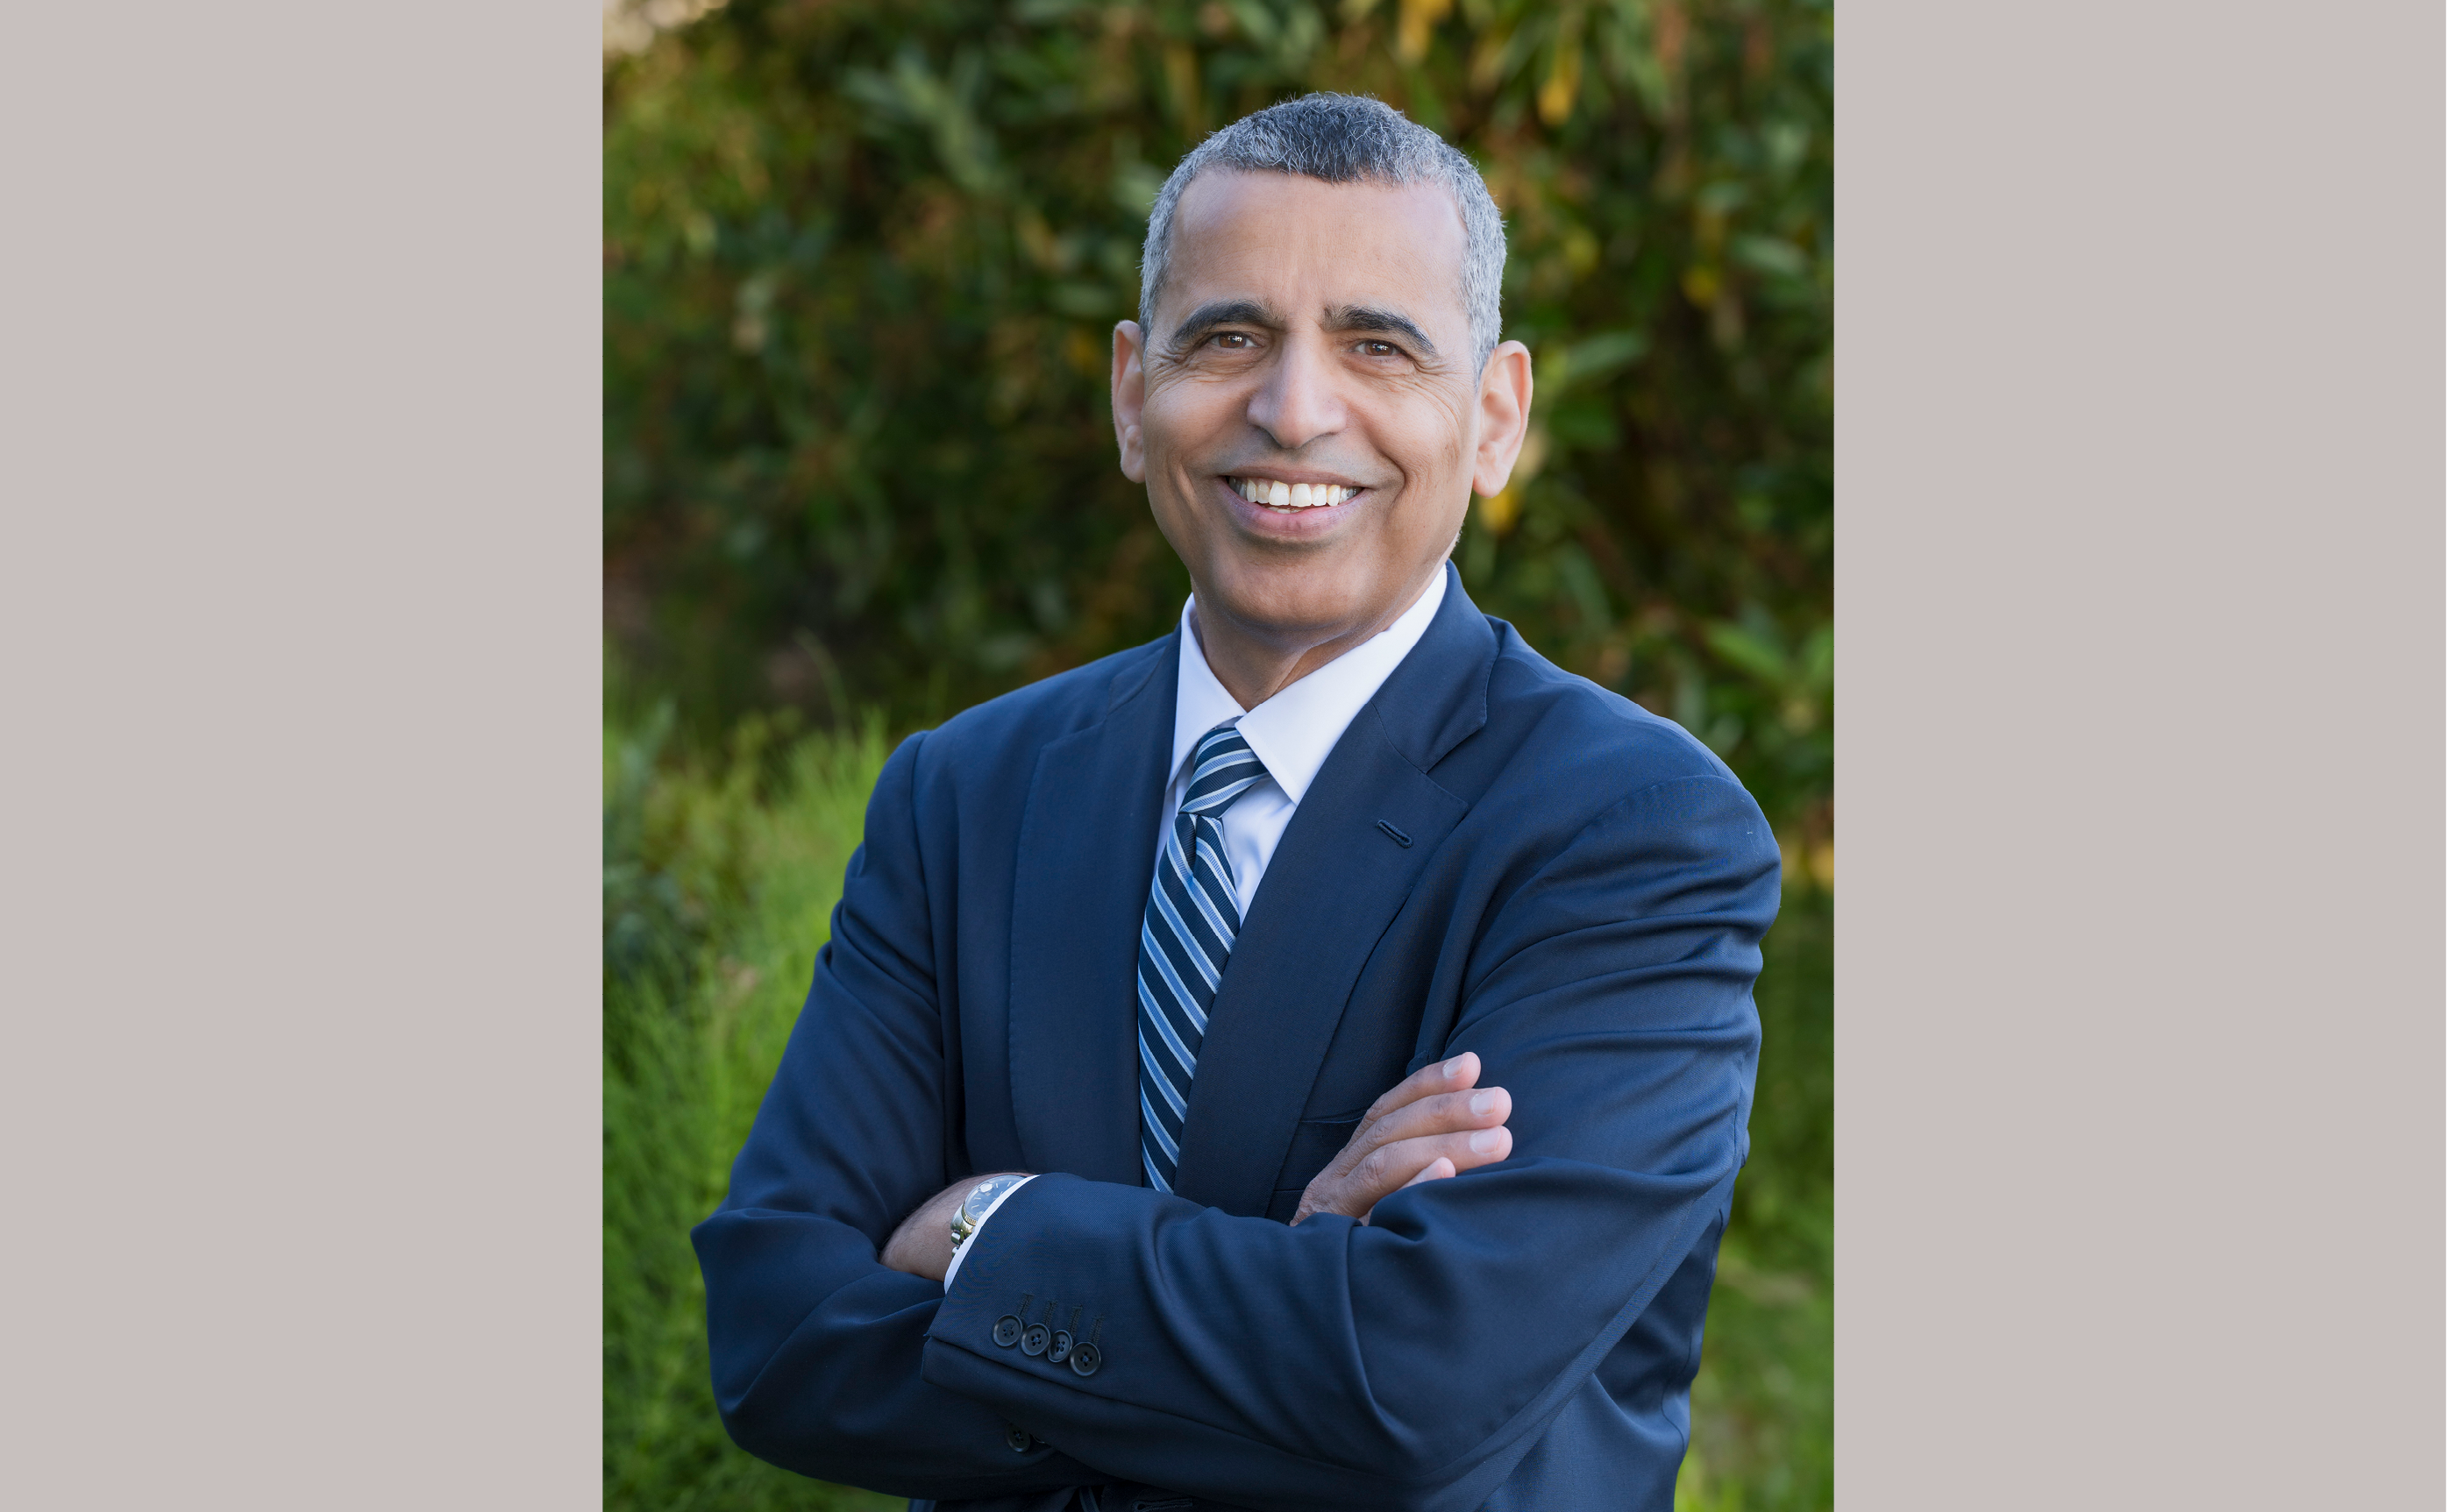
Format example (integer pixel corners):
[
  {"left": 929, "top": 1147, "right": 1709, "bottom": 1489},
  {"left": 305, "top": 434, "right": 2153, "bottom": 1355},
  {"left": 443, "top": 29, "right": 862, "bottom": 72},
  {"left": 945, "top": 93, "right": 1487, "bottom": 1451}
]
[
  {"left": 902, "top": 635, "right": 1173, "bottom": 787},
  {"left": 1467, "top": 617, "right": 1745, "bottom": 799},
  {"left": 1441, "top": 617, "right": 1781, "bottom": 906},
  {"left": 1414, "top": 614, "right": 1776, "bottom": 884}
]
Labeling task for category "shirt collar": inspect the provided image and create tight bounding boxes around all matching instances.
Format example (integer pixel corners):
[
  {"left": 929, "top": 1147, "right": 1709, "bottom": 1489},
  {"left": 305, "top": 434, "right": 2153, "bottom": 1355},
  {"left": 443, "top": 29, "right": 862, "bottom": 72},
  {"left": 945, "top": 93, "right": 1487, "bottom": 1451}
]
[{"left": 1169, "top": 567, "right": 1448, "bottom": 806}]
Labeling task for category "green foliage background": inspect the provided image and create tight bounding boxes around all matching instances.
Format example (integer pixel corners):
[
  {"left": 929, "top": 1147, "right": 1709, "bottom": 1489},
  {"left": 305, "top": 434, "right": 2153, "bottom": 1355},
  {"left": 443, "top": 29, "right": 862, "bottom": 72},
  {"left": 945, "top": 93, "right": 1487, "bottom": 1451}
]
[
  {"left": 604, "top": 0, "right": 1831, "bottom": 1506},
  {"left": 606, "top": 0, "right": 1831, "bottom": 846}
]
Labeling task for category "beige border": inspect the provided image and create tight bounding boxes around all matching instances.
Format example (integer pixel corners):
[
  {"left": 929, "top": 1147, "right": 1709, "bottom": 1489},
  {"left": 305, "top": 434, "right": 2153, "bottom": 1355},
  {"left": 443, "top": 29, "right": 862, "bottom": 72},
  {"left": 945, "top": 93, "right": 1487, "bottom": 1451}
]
[
  {"left": 2, "top": 4, "right": 601, "bottom": 1507},
  {"left": 1843, "top": 0, "right": 2444, "bottom": 1504},
  {"left": 10, "top": 0, "right": 2443, "bottom": 1505}
]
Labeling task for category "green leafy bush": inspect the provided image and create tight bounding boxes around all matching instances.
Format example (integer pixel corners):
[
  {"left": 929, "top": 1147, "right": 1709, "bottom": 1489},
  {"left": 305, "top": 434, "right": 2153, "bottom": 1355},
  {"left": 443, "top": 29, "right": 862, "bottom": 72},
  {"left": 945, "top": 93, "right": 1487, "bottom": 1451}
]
[
  {"left": 604, "top": 0, "right": 1831, "bottom": 844},
  {"left": 604, "top": 703, "right": 900, "bottom": 1512}
]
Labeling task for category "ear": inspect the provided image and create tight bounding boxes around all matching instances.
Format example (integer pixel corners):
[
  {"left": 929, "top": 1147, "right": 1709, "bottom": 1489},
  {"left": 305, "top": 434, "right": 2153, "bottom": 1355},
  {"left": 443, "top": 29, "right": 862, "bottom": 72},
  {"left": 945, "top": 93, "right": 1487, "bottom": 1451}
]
[
  {"left": 1112, "top": 320, "right": 1148, "bottom": 483},
  {"left": 1469, "top": 340, "right": 1534, "bottom": 498}
]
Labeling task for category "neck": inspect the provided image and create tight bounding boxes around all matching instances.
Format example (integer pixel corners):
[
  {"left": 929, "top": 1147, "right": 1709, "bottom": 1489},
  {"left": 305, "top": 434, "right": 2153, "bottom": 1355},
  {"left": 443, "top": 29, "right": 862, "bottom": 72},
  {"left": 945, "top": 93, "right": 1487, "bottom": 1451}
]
[{"left": 1187, "top": 565, "right": 1440, "bottom": 710}]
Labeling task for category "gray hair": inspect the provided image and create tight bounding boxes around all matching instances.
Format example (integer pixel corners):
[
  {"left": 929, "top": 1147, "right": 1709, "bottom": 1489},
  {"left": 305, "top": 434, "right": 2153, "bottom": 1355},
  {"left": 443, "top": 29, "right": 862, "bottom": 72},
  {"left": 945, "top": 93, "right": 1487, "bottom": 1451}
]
[{"left": 1137, "top": 93, "right": 1507, "bottom": 373}]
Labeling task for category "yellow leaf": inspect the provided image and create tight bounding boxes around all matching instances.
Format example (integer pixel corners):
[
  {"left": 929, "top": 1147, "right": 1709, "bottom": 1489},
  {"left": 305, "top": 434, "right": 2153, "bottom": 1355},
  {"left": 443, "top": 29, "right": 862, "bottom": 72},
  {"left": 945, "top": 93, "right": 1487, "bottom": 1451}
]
[
  {"left": 1539, "top": 28, "right": 1582, "bottom": 125},
  {"left": 1512, "top": 423, "right": 1550, "bottom": 484},
  {"left": 1396, "top": 0, "right": 1453, "bottom": 63},
  {"left": 1064, "top": 326, "right": 1107, "bottom": 377},
  {"left": 1477, "top": 485, "right": 1521, "bottom": 536}
]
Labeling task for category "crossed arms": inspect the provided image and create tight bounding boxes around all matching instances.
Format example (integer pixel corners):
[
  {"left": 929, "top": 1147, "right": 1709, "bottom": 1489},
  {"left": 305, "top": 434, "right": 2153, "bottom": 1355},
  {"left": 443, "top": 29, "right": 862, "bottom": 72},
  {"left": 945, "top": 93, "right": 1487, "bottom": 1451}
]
[
  {"left": 691, "top": 735, "right": 1780, "bottom": 1510},
  {"left": 879, "top": 1051, "right": 1519, "bottom": 1282}
]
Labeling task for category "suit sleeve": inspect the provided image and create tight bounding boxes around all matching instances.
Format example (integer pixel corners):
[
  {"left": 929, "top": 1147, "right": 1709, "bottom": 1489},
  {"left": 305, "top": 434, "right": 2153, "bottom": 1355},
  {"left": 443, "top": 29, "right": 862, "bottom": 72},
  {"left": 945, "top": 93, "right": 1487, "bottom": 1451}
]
[
  {"left": 921, "top": 772, "right": 1780, "bottom": 1512},
  {"left": 689, "top": 732, "right": 1104, "bottom": 1498}
]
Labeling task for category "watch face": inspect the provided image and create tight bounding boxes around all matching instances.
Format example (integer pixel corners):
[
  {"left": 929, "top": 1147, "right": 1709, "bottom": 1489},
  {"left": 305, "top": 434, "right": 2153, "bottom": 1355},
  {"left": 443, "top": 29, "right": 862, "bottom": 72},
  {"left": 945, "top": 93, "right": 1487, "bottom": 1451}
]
[{"left": 963, "top": 1175, "right": 1019, "bottom": 1222}]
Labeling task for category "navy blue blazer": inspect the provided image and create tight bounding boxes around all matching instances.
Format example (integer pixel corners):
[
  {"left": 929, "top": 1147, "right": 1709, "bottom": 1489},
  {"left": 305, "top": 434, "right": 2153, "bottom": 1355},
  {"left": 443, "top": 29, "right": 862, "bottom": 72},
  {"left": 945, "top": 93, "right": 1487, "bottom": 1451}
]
[{"left": 693, "top": 566, "right": 1781, "bottom": 1512}]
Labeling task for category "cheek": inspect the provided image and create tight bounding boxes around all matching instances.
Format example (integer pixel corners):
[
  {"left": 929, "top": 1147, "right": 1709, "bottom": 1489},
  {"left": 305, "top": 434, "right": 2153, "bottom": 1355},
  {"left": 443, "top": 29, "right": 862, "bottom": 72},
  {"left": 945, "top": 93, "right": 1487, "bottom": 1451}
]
[
  {"left": 1384, "top": 402, "right": 1475, "bottom": 500},
  {"left": 1141, "top": 373, "right": 1238, "bottom": 457}
]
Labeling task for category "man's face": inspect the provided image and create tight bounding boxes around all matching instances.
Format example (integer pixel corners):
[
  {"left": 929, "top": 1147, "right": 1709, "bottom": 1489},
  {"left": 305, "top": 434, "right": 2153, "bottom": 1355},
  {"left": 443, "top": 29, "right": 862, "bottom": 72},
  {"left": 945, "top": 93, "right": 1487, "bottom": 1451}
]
[{"left": 1113, "top": 169, "right": 1530, "bottom": 651}]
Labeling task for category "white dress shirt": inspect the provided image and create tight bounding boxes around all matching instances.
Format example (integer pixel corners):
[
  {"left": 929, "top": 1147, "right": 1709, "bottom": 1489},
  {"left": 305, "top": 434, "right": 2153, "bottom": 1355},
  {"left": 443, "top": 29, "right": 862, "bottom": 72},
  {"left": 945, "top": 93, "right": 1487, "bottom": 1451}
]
[
  {"left": 1156, "top": 566, "right": 1447, "bottom": 913},
  {"left": 943, "top": 567, "right": 1448, "bottom": 1291}
]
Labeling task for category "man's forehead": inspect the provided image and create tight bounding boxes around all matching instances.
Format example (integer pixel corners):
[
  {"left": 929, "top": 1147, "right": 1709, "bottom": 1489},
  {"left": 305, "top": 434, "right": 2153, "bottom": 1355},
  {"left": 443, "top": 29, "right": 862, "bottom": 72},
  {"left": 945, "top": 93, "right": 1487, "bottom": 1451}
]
[
  {"left": 1175, "top": 163, "right": 1464, "bottom": 217},
  {"left": 1162, "top": 169, "right": 1468, "bottom": 330}
]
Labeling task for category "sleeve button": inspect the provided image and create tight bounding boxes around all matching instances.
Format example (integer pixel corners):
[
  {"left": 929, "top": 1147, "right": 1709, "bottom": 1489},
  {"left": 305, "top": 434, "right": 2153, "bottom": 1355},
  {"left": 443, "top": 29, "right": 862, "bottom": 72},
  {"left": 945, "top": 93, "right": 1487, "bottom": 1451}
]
[
  {"left": 1004, "top": 1424, "right": 1032, "bottom": 1453},
  {"left": 1067, "top": 1341, "right": 1101, "bottom": 1376},
  {"left": 993, "top": 1295, "right": 1031, "bottom": 1349}
]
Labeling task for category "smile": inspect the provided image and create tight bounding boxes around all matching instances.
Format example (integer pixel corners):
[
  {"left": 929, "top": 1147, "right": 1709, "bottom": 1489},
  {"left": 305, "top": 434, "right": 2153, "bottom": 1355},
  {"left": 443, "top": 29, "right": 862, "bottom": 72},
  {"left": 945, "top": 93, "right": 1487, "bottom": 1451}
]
[{"left": 1226, "top": 477, "right": 1358, "bottom": 510}]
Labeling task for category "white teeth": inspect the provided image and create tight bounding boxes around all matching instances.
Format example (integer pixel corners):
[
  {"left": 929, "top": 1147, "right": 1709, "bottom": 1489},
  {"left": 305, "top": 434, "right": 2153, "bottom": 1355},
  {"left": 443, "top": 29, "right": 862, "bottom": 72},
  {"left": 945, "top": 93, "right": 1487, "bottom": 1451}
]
[{"left": 1232, "top": 478, "right": 1353, "bottom": 507}]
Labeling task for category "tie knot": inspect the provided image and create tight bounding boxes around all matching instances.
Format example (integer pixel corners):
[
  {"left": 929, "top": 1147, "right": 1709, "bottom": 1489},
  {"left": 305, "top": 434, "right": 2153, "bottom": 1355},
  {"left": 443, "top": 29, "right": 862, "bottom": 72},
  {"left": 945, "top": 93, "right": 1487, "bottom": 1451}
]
[{"left": 1181, "top": 724, "right": 1268, "bottom": 816}]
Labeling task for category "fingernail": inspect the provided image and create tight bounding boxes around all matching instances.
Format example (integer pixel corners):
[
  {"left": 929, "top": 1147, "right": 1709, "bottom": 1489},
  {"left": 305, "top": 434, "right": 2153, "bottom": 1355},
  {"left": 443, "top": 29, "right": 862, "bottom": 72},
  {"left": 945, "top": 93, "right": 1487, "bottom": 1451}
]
[
  {"left": 1470, "top": 1129, "right": 1503, "bottom": 1154},
  {"left": 1469, "top": 1090, "right": 1497, "bottom": 1116},
  {"left": 1443, "top": 1054, "right": 1470, "bottom": 1078}
]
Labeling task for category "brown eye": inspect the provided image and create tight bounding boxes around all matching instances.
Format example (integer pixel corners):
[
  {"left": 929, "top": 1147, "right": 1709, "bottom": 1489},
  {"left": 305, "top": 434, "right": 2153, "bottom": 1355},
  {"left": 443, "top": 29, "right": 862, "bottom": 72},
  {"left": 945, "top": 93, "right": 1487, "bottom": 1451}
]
[
  {"left": 1212, "top": 331, "right": 1253, "bottom": 349},
  {"left": 1360, "top": 340, "right": 1398, "bottom": 357}
]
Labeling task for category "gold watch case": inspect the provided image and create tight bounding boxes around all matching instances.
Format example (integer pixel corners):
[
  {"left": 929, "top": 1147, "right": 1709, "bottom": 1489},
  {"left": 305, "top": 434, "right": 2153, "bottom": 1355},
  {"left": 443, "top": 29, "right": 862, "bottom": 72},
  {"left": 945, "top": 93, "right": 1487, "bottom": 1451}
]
[{"left": 950, "top": 1175, "right": 1022, "bottom": 1249}]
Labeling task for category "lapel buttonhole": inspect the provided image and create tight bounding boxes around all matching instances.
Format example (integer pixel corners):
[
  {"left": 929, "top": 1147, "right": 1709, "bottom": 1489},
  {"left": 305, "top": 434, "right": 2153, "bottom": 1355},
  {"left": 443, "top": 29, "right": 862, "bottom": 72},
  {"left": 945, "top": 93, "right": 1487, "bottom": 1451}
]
[{"left": 1374, "top": 820, "right": 1413, "bottom": 848}]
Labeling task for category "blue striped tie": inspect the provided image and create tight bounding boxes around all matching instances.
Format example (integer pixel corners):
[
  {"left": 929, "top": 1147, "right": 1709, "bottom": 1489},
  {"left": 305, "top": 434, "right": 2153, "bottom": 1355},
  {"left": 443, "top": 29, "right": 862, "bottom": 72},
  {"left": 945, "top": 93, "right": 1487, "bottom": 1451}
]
[{"left": 1138, "top": 722, "right": 1270, "bottom": 1193}]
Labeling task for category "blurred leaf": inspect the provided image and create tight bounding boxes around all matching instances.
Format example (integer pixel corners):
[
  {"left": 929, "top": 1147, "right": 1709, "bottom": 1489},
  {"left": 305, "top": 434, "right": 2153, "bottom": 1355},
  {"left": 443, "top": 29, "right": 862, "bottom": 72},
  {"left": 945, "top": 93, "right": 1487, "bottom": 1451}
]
[
  {"left": 1706, "top": 618, "right": 1791, "bottom": 687},
  {"left": 1540, "top": 328, "right": 1650, "bottom": 394}
]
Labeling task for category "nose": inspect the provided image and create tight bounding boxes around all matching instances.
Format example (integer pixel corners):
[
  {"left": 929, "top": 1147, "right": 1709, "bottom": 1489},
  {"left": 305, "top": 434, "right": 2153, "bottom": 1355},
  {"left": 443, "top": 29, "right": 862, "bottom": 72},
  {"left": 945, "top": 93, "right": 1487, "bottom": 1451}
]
[{"left": 1244, "top": 333, "right": 1347, "bottom": 452}]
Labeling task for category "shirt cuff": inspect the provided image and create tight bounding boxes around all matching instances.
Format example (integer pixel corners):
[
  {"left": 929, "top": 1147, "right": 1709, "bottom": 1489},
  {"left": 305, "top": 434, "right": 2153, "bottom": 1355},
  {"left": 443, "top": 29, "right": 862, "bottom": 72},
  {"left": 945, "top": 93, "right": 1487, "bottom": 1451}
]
[{"left": 942, "top": 1174, "right": 1037, "bottom": 1293}]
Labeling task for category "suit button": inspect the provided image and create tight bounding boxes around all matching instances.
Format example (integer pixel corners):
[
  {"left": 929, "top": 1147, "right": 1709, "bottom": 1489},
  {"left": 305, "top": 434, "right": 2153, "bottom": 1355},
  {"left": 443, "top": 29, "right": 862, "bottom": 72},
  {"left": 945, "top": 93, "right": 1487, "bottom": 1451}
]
[
  {"left": 1046, "top": 1328, "right": 1073, "bottom": 1364},
  {"left": 1004, "top": 1424, "right": 1032, "bottom": 1453},
  {"left": 1020, "top": 1322, "right": 1050, "bottom": 1356},
  {"left": 992, "top": 1315, "right": 1022, "bottom": 1347},
  {"left": 1068, "top": 1341, "right": 1101, "bottom": 1376}
]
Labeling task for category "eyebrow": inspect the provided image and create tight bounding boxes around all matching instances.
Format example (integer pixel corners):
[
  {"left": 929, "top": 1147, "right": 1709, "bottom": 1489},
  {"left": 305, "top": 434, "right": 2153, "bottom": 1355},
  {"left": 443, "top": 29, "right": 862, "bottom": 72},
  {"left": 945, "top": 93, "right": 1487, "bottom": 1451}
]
[
  {"left": 1164, "top": 299, "right": 1443, "bottom": 360},
  {"left": 1168, "top": 298, "right": 1280, "bottom": 351},
  {"left": 1325, "top": 304, "right": 1441, "bottom": 358}
]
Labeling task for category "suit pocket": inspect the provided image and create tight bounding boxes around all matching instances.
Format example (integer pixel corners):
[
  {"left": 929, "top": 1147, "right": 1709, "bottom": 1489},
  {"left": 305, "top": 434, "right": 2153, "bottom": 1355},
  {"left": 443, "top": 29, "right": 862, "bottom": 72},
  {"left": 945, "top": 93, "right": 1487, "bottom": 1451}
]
[{"left": 1266, "top": 1113, "right": 1365, "bottom": 1219}]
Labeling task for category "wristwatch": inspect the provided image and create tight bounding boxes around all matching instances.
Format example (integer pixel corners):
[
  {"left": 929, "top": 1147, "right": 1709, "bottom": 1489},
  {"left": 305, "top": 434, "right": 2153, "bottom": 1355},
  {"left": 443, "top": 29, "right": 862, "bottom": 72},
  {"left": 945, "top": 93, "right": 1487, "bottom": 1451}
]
[{"left": 949, "top": 1174, "right": 1030, "bottom": 1253}]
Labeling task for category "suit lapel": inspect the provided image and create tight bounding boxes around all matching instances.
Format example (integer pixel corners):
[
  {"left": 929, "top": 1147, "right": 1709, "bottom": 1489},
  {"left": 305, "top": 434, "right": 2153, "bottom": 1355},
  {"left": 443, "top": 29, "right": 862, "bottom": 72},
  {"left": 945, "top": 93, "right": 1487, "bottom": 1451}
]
[
  {"left": 1170, "top": 568, "right": 1498, "bottom": 1216},
  {"left": 1006, "top": 642, "right": 1178, "bottom": 1186}
]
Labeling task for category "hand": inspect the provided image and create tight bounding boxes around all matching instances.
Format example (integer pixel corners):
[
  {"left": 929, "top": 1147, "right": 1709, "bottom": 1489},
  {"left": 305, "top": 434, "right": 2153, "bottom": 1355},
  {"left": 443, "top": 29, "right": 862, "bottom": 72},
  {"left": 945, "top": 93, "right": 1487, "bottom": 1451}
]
[
  {"left": 881, "top": 1172, "right": 1030, "bottom": 1282},
  {"left": 1292, "top": 1052, "right": 1512, "bottom": 1225}
]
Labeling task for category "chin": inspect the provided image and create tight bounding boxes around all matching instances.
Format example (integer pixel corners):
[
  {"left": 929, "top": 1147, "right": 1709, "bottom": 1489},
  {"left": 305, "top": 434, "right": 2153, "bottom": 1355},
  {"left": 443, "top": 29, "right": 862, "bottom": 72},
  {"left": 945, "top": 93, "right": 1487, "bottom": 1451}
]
[{"left": 1201, "top": 554, "right": 1404, "bottom": 635}]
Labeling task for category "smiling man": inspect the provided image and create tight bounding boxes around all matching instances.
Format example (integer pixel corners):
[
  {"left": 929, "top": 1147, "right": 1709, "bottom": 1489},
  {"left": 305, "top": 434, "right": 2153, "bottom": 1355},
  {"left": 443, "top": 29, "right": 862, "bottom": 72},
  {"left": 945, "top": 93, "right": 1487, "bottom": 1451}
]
[{"left": 693, "top": 94, "right": 1781, "bottom": 1512}]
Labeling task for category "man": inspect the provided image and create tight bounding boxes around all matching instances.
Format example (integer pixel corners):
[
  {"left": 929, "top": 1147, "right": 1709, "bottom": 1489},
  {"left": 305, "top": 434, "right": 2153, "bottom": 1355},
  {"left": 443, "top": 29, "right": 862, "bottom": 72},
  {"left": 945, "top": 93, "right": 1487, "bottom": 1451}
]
[{"left": 693, "top": 93, "right": 1780, "bottom": 1512}]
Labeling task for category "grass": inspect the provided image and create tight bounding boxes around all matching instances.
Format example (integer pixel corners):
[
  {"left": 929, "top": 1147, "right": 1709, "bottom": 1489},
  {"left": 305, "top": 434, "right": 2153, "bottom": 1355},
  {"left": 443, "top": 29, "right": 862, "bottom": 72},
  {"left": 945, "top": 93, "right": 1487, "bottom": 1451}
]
[{"left": 604, "top": 710, "right": 1832, "bottom": 1511}]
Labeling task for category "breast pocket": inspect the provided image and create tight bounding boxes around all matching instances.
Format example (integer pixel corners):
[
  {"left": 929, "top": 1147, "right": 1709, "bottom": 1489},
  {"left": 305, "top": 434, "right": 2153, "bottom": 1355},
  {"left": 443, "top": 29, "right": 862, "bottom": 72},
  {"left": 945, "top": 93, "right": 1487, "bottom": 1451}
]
[{"left": 1263, "top": 1113, "right": 1365, "bottom": 1222}]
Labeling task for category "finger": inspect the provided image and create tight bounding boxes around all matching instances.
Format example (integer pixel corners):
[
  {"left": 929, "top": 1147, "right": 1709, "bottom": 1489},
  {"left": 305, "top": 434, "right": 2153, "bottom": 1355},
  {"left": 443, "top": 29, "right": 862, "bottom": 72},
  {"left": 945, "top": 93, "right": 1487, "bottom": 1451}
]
[
  {"left": 1350, "top": 1085, "right": 1511, "bottom": 1161},
  {"left": 1327, "top": 1085, "right": 1509, "bottom": 1182},
  {"left": 1315, "top": 1056, "right": 1490, "bottom": 1192},
  {"left": 1358, "top": 1052, "right": 1479, "bottom": 1127},
  {"left": 1335, "top": 1125, "right": 1514, "bottom": 1217},
  {"left": 1377, "top": 1125, "right": 1512, "bottom": 1182}
]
